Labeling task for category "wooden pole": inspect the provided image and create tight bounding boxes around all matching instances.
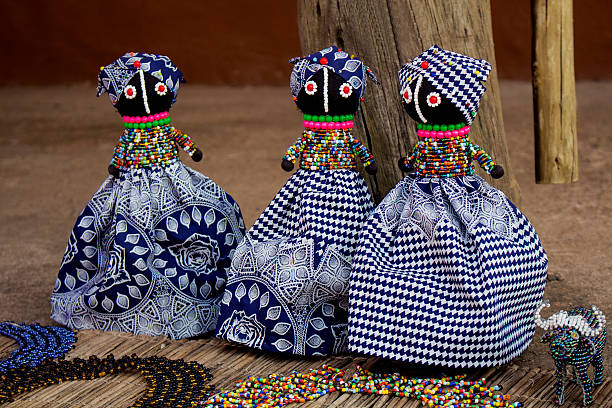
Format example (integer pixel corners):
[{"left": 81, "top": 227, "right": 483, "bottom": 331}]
[
  {"left": 297, "top": 0, "right": 521, "bottom": 204},
  {"left": 532, "top": 0, "right": 578, "bottom": 183}
]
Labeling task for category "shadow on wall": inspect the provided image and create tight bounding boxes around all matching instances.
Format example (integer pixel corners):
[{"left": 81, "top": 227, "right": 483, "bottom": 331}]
[{"left": 0, "top": 0, "right": 610, "bottom": 85}]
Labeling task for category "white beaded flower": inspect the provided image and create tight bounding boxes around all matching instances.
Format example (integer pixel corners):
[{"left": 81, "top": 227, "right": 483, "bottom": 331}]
[
  {"left": 339, "top": 82, "right": 353, "bottom": 98},
  {"left": 426, "top": 91, "right": 442, "bottom": 107},
  {"left": 402, "top": 87, "right": 412, "bottom": 104},
  {"left": 304, "top": 80, "right": 317, "bottom": 95},
  {"left": 124, "top": 85, "right": 137, "bottom": 99},
  {"left": 155, "top": 82, "right": 168, "bottom": 96}
]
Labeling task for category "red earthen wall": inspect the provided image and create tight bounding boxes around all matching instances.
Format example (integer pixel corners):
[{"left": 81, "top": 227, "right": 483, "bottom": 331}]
[{"left": 0, "top": 0, "right": 609, "bottom": 85}]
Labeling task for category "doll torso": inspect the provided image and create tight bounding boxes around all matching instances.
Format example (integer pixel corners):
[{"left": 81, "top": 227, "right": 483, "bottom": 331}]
[
  {"left": 110, "top": 125, "right": 195, "bottom": 170},
  {"left": 285, "top": 127, "right": 374, "bottom": 171}
]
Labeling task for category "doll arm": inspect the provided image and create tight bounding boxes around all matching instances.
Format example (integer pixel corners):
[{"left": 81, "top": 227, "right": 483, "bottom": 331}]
[
  {"left": 281, "top": 132, "right": 308, "bottom": 171},
  {"left": 173, "top": 128, "right": 202, "bottom": 162},
  {"left": 350, "top": 137, "right": 377, "bottom": 174},
  {"left": 469, "top": 143, "right": 504, "bottom": 179},
  {"left": 398, "top": 142, "right": 420, "bottom": 172},
  {"left": 108, "top": 139, "right": 125, "bottom": 176}
]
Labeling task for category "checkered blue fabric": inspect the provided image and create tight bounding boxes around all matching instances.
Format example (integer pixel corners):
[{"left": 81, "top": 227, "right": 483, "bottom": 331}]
[
  {"left": 347, "top": 175, "right": 548, "bottom": 367},
  {"left": 216, "top": 169, "right": 374, "bottom": 355},
  {"left": 97, "top": 52, "right": 184, "bottom": 107},
  {"left": 398, "top": 45, "right": 492, "bottom": 124},
  {"left": 290, "top": 46, "right": 378, "bottom": 99}
]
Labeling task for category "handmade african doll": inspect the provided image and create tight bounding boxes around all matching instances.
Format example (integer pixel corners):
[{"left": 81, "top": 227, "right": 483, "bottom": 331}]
[
  {"left": 216, "top": 46, "right": 378, "bottom": 355},
  {"left": 51, "top": 52, "right": 245, "bottom": 339},
  {"left": 347, "top": 45, "right": 548, "bottom": 367}
]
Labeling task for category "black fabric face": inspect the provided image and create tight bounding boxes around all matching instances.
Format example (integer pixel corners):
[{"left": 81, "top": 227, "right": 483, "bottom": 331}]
[
  {"left": 116, "top": 72, "right": 174, "bottom": 116},
  {"left": 295, "top": 68, "right": 361, "bottom": 116},
  {"left": 402, "top": 77, "right": 465, "bottom": 125}
]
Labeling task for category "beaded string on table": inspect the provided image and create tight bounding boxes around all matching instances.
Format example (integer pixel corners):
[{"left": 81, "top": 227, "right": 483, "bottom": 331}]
[
  {"left": 0, "top": 322, "right": 76, "bottom": 372},
  {"left": 400, "top": 122, "right": 497, "bottom": 178},
  {"left": 202, "top": 364, "right": 521, "bottom": 408},
  {"left": 110, "top": 112, "right": 199, "bottom": 170},
  {"left": 284, "top": 114, "right": 374, "bottom": 171},
  {"left": 0, "top": 354, "right": 214, "bottom": 407}
]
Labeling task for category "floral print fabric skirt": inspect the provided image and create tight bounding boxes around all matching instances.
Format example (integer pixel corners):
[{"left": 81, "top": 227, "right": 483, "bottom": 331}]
[
  {"left": 347, "top": 175, "right": 548, "bottom": 367},
  {"left": 51, "top": 161, "right": 245, "bottom": 339},
  {"left": 216, "top": 170, "right": 373, "bottom": 356}
]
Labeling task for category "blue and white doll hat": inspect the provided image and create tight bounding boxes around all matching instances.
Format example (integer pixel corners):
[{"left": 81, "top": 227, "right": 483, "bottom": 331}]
[
  {"left": 289, "top": 45, "right": 379, "bottom": 100},
  {"left": 398, "top": 45, "right": 491, "bottom": 124},
  {"left": 97, "top": 52, "right": 185, "bottom": 108}
]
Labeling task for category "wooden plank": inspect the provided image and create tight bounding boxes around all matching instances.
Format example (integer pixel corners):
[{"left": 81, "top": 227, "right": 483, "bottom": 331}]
[{"left": 532, "top": 0, "right": 579, "bottom": 183}]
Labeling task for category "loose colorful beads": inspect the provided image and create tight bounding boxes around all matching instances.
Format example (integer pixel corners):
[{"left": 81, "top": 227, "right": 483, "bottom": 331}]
[
  {"left": 202, "top": 364, "right": 521, "bottom": 408},
  {"left": 0, "top": 322, "right": 76, "bottom": 372},
  {"left": 0, "top": 354, "right": 213, "bottom": 407}
]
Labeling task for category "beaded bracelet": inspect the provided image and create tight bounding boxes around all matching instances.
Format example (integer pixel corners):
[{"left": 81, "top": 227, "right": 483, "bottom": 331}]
[
  {"left": 0, "top": 322, "right": 76, "bottom": 372},
  {"left": 0, "top": 354, "right": 214, "bottom": 407},
  {"left": 202, "top": 364, "right": 521, "bottom": 408}
]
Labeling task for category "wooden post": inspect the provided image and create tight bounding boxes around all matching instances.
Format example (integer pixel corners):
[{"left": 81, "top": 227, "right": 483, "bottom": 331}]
[
  {"left": 532, "top": 0, "right": 578, "bottom": 183},
  {"left": 297, "top": 0, "right": 521, "bottom": 203}
]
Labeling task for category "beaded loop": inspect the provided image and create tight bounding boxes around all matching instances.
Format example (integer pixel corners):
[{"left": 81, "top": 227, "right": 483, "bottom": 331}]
[
  {"left": 0, "top": 354, "right": 214, "bottom": 407},
  {"left": 0, "top": 322, "right": 76, "bottom": 372}
]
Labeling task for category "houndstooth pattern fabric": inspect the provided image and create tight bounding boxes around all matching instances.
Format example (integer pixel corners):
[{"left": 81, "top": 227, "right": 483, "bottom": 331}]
[
  {"left": 398, "top": 45, "right": 491, "bottom": 124},
  {"left": 347, "top": 175, "right": 548, "bottom": 367},
  {"left": 216, "top": 169, "right": 373, "bottom": 355},
  {"left": 51, "top": 161, "right": 245, "bottom": 339}
]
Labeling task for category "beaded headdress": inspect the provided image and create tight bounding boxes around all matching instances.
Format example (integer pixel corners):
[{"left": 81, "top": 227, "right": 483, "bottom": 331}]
[
  {"left": 97, "top": 52, "right": 185, "bottom": 107},
  {"left": 398, "top": 45, "right": 491, "bottom": 124},
  {"left": 289, "top": 45, "right": 379, "bottom": 99}
]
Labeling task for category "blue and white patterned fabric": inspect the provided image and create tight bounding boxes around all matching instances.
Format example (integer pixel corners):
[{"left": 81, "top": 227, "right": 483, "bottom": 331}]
[
  {"left": 347, "top": 175, "right": 548, "bottom": 367},
  {"left": 97, "top": 52, "right": 184, "bottom": 106},
  {"left": 289, "top": 46, "right": 379, "bottom": 99},
  {"left": 216, "top": 170, "right": 373, "bottom": 355},
  {"left": 398, "top": 45, "right": 491, "bottom": 124},
  {"left": 51, "top": 162, "right": 245, "bottom": 339}
]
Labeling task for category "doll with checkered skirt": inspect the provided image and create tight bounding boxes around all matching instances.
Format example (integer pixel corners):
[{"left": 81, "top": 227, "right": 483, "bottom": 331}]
[
  {"left": 347, "top": 45, "right": 548, "bottom": 367},
  {"left": 51, "top": 52, "right": 245, "bottom": 339},
  {"left": 216, "top": 46, "right": 378, "bottom": 356}
]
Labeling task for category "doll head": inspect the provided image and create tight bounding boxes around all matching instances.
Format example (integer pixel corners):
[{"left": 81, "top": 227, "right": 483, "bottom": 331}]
[
  {"left": 289, "top": 46, "right": 379, "bottom": 116},
  {"left": 398, "top": 45, "right": 491, "bottom": 125},
  {"left": 97, "top": 52, "right": 185, "bottom": 116}
]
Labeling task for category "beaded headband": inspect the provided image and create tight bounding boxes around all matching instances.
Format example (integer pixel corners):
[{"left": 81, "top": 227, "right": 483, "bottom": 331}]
[
  {"left": 97, "top": 52, "right": 185, "bottom": 108},
  {"left": 289, "top": 45, "right": 380, "bottom": 100},
  {"left": 398, "top": 45, "right": 491, "bottom": 124}
]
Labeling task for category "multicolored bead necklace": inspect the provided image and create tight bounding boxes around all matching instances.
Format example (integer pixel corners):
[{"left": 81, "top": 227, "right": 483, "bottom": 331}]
[
  {"left": 110, "top": 124, "right": 198, "bottom": 170},
  {"left": 402, "top": 122, "right": 496, "bottom": 177},
  {"left": 284, "top": 116, "right": 374, "bottom": 170},
  {"left": 0, "top": 354, "right": 214, "bottom": 407},
  {"left": 0, "top": 322, "right": 76, "bottom": 372},
  {"left": 202, "top": 364, "right": 520, "bottom": 408}
]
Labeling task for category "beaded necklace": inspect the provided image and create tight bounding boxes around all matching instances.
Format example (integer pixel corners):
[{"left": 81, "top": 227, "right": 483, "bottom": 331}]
[
  {"left": 0, "top": 354, "right": 214, "bottom": 407},
  {"left": 202, "top": 364, "right": 520, "bottom": 408},
  {"left": 0, "top": 322, "right": 76, "bottom": 372}
]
